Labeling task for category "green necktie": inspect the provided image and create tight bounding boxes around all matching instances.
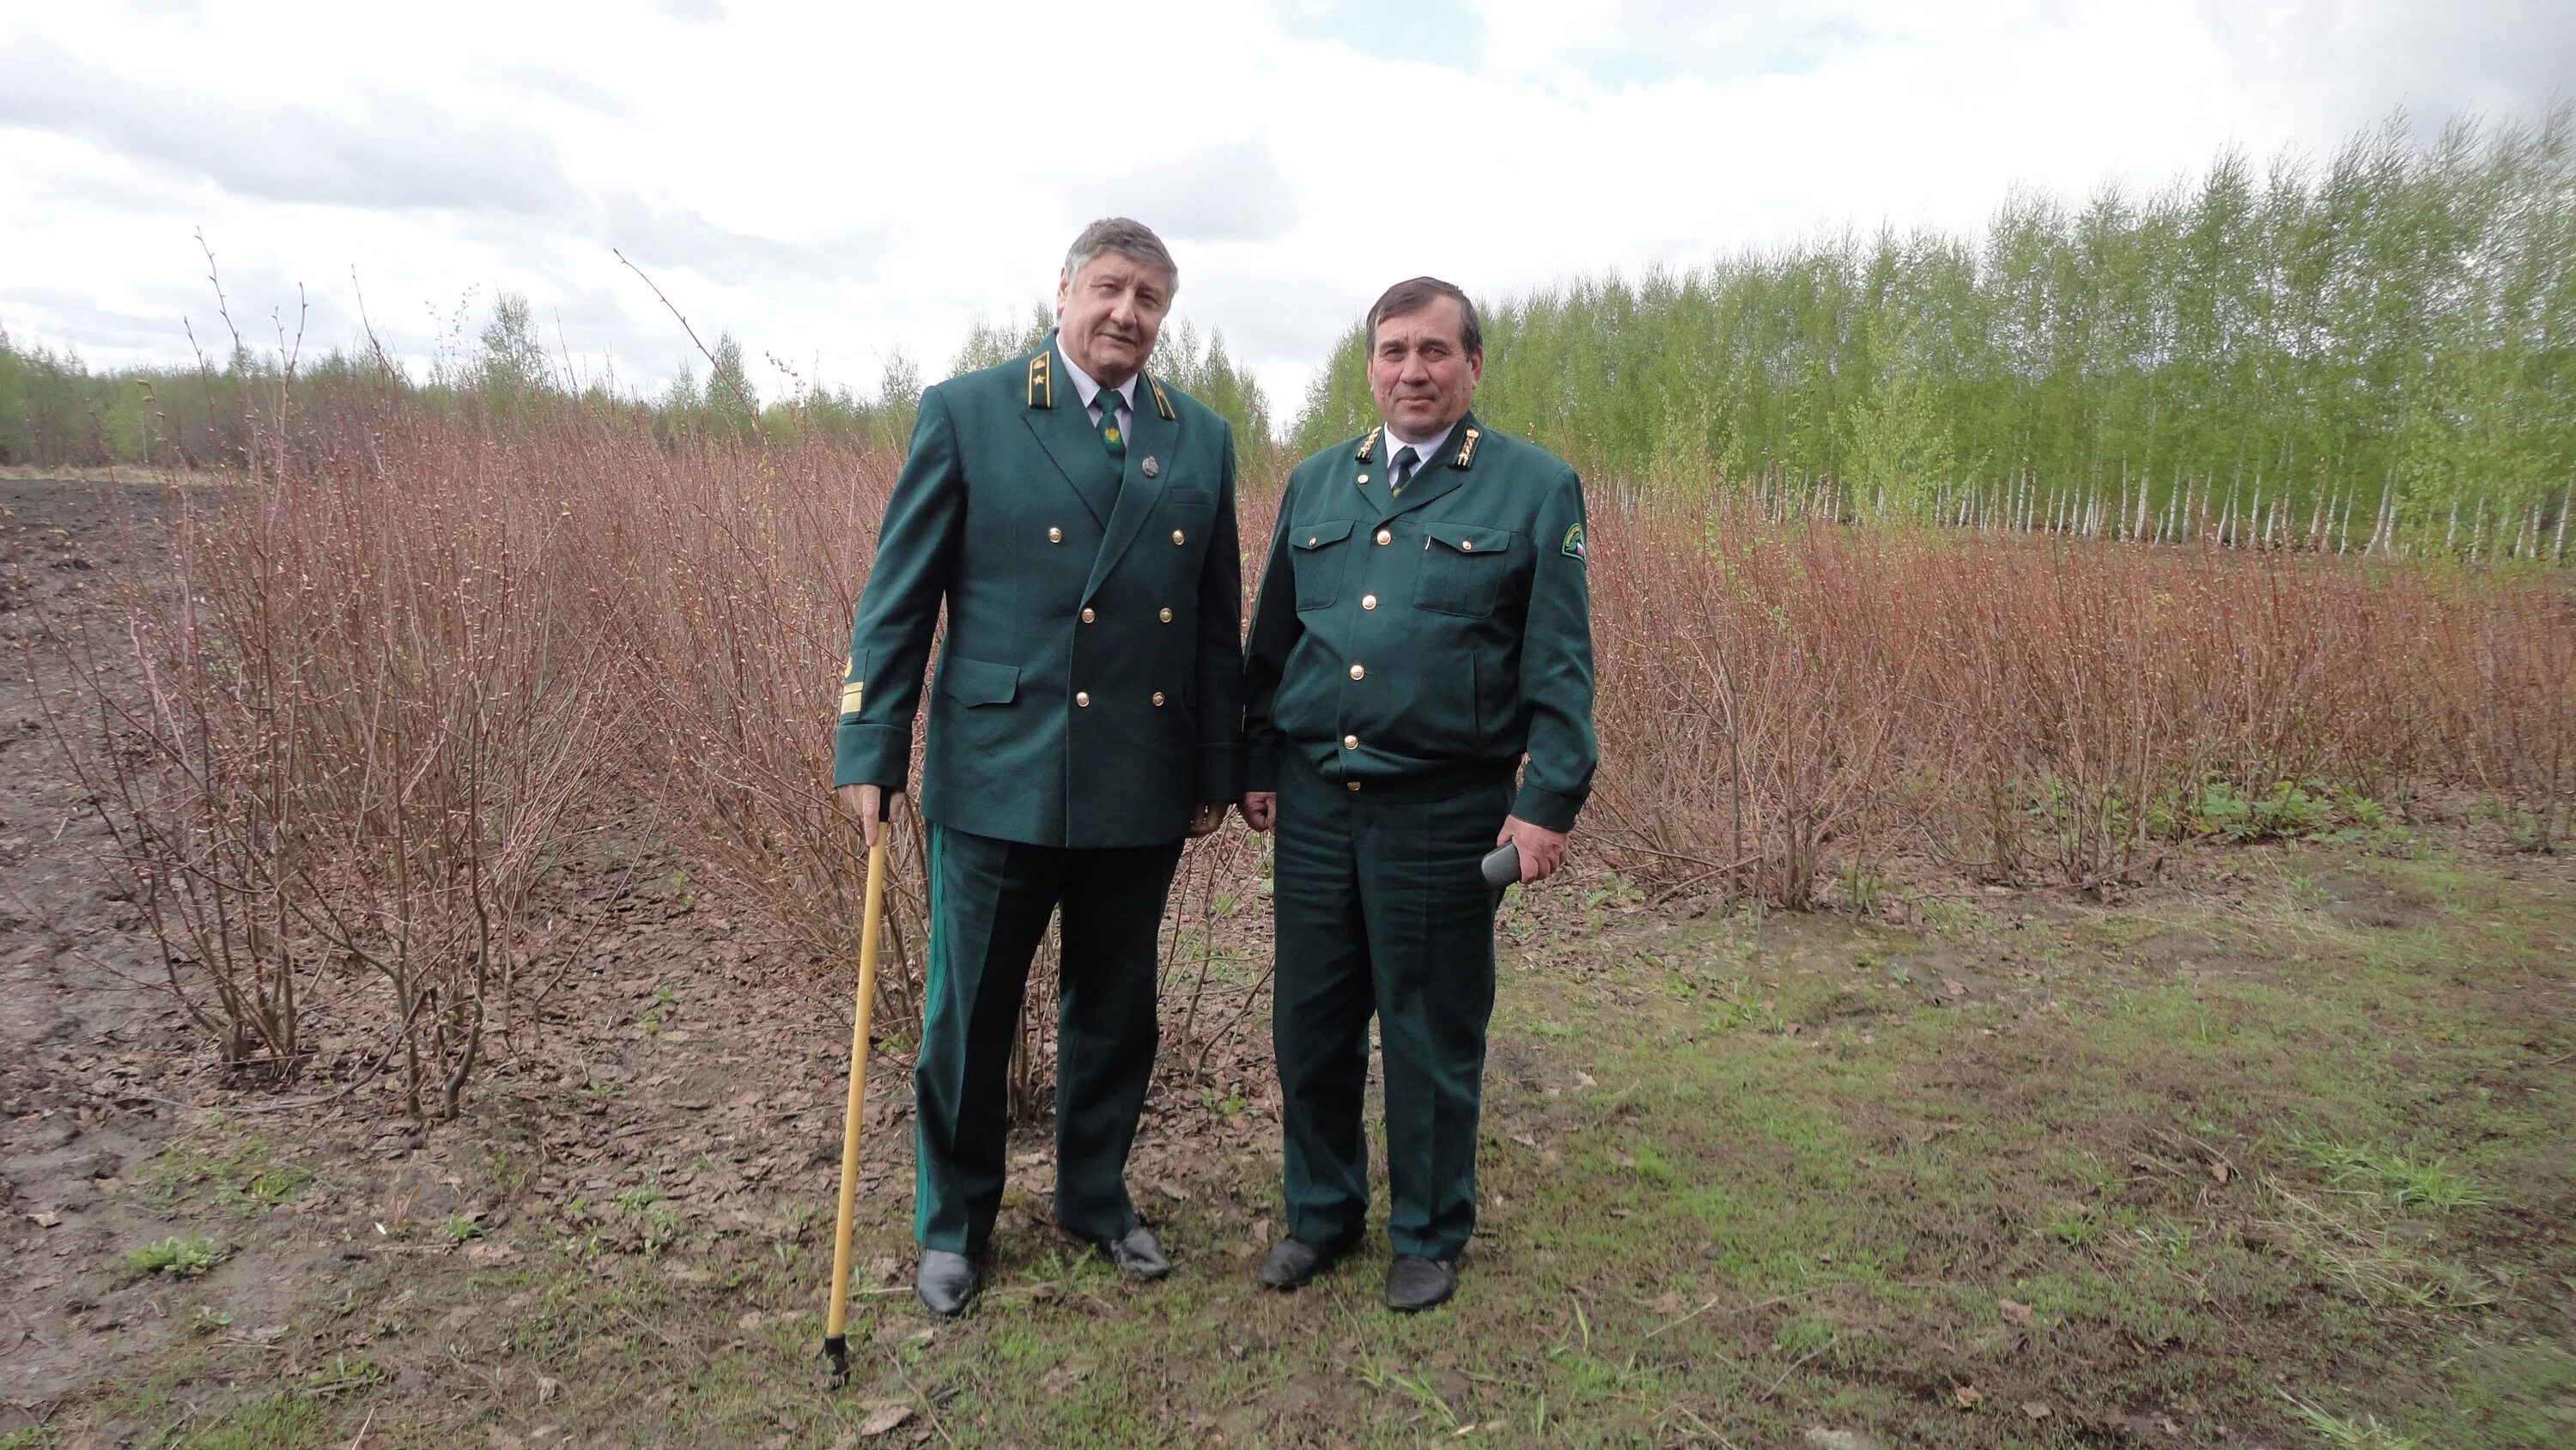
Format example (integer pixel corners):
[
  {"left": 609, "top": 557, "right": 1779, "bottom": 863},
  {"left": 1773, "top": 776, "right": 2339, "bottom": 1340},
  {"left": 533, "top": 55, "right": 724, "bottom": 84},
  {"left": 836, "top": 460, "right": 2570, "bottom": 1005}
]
[
  {"left": 1390, "top": 445, "right": 1419, "bottom": 496},
  {"left": 1097, "top": 387, "right": 1126, "bottom": 459}
]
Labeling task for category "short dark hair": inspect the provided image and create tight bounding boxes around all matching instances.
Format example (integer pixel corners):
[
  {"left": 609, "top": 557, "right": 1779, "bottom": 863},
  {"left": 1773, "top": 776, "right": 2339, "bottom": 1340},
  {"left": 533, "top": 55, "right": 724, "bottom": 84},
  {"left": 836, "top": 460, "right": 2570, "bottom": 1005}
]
[
  {"left": 1064, "top": 217, "right": 1178, "bottom": 294},
  {"left": 1365, "top": 276, "right": 1481, "bottom": 355}
]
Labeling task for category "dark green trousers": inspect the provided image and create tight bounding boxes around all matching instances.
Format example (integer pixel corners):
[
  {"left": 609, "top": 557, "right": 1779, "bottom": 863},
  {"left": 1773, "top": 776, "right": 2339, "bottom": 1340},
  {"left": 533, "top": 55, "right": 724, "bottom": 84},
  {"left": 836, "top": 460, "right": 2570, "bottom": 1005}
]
[
  {"left": 1272, "top": 761, "right": 1511, "bottom": 1261},
  {"left": 914, "top": 825, "right": 1182, "bottom": 1256}
]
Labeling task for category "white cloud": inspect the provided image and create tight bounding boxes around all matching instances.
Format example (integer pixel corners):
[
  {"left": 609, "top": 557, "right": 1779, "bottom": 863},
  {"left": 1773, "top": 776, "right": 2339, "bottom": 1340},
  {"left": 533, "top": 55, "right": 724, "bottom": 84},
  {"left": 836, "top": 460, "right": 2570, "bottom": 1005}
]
[{"left": 2, "top": 0, "right": 2565, "bottom": 433}]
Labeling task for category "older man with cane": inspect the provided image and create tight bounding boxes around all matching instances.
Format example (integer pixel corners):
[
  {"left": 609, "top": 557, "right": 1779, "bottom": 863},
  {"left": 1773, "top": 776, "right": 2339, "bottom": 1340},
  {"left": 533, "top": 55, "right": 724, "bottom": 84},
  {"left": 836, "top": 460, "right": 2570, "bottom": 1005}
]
[{"left": 829, "top": 218, "right": 1243, "bottom": 1320}]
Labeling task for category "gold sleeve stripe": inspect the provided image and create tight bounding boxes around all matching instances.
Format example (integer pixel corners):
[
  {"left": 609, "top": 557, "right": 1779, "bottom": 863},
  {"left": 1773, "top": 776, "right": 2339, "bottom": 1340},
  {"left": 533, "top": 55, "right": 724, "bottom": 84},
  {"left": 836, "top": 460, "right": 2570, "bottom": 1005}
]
[{"left": 838, "top": 681, "right": 865, "bottom": 715}]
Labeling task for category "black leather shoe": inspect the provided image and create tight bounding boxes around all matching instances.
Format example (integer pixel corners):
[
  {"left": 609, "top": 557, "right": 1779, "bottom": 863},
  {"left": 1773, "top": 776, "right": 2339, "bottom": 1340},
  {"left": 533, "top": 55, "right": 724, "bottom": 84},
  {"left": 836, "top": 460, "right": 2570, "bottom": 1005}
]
[
  {"left": 1258, "top": 1229, "right": 1363, "bottom": 1290},
  {"left": 1383, "top": 1254, "right": 1457, "bottom": 1313},
  {"left": 1097, "top": 1224, "right": 1172, "bottom": 1279},
  {"left": 914, "top": 1249, "right": 981, "bottom": 1318}
]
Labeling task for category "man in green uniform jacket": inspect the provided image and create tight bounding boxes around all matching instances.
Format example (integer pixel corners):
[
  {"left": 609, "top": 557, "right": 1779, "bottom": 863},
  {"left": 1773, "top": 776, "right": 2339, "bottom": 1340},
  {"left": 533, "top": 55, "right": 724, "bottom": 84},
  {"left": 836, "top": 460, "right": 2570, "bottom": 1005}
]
[
  {"left": 1241, "top": 276, "right": 1597, "bottom": 1312},
  {"left": 834, "top": 218, "right": 1244, "bottom": 1317}
]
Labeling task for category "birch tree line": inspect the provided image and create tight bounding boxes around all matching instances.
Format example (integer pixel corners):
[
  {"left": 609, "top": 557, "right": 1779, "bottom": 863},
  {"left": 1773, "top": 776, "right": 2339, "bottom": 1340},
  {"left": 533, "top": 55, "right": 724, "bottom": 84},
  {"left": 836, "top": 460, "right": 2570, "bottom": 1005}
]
[{"left": 1297, "top": 108, "right": 2574, "bottom": 558}]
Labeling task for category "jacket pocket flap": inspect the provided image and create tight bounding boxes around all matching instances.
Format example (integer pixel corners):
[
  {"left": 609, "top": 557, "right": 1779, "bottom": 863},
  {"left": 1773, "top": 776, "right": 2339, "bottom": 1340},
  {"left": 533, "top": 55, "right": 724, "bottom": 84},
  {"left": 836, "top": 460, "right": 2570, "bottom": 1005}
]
[
  {"left": 1291, "top": 519, "right": 1357, "bottom": 549},
  {"left": 1425, "top": 522, "right": 1511, "bottom": 555},
  {"left": 939, "top": 654, "right": 1018, "bottom": 706}
]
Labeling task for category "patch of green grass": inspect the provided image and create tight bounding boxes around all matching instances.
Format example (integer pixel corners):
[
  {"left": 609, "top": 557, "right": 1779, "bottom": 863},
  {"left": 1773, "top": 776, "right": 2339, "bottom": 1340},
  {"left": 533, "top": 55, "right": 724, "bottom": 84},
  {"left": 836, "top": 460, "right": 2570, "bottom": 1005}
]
[
  {"left": 140, "top": 1391, "right": 330, "bottom": 1450},
  {"left": 2444, "top": 1339, "right": 2576, "bottom": 1445},
  {"left": 123, "top": 1235, "right": 222, "bottom": 1276},
  {"left": 301, "top": 1351, "right": 383, "bottom": 1398},
  {"left": 0, "top": 1427, "right": 65, "bottom": 1449},
  {"left": 2287, "top": 1136, "right": 2491, "bottom": 1209},
  {"left": 2283, "top": 1392, "right": 2424, "bottom": 1449},
  {"left": 136, "top": 1135, "right": 313, "bottom": 1216}
]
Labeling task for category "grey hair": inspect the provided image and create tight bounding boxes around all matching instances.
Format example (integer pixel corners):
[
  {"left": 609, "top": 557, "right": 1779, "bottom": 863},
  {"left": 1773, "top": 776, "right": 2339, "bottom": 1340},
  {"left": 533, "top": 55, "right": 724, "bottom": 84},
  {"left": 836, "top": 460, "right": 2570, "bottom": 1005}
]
[
  {"left": 1367, "top": 276, "right": 1482, "bottom": 355},
  {"left": 1063, "top": 217, "right": 1179, "bottom": 294}
]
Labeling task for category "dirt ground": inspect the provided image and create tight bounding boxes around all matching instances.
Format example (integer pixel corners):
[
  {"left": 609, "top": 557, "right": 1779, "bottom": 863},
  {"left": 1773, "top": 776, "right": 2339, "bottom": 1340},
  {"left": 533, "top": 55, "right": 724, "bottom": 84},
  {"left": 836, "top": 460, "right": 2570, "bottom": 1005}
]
[
  {"left": 0, "top": 476, "right": 1283, "bottom": 1433},
  {"left": 2, "top": 476, "right": 2571, "bottom": 1449}
]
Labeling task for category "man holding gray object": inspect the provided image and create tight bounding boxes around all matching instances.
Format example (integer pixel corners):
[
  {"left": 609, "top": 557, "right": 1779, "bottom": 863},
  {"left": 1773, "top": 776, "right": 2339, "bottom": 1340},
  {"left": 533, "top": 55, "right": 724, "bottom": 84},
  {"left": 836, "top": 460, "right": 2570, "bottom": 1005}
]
[{"left": 1239, "top": 276, "right": 1597, "bottom": 1312}]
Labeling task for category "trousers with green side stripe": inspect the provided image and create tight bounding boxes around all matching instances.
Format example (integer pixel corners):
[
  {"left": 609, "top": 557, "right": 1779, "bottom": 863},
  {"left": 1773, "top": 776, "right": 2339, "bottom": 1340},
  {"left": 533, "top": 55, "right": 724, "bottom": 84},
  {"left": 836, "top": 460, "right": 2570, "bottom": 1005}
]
[
  {"left": 1270, "top": 759, "right": 1513, "bottom": 1262},
  {"left": 912, "top": 824, "right": 1183, "bottom": 1256}
]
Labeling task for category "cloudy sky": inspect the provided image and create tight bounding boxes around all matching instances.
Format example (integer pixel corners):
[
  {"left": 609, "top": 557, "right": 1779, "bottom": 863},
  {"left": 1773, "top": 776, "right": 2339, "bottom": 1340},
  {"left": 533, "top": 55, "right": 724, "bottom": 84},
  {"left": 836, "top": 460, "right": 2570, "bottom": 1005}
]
[{"left": 2, "top": 0, "right": 2566, "bottom": 430}]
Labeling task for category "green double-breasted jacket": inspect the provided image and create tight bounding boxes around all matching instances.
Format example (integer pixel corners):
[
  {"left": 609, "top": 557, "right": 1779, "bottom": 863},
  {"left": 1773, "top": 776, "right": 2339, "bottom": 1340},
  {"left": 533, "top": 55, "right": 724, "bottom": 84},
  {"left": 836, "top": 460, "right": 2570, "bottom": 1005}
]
[
  {"left": 1242, "top": 412, "right": 1597, "bottom": 831},
  {"left": 834, "top": 338, "right": 1246, "bottom": 847}
]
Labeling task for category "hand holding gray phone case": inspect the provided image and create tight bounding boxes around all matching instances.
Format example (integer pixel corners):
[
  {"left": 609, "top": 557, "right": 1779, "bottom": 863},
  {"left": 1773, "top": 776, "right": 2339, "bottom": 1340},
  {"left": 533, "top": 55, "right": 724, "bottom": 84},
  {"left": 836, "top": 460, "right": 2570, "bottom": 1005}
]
[{"left": 1479, "top": 840, "right": 1521, "bottom": 888}]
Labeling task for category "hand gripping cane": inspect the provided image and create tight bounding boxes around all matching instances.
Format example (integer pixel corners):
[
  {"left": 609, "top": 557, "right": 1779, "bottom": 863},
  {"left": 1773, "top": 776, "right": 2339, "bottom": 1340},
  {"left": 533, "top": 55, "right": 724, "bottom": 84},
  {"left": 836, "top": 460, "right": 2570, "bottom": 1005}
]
[{"left": 823, "top": 792, "right": 891, "bottom": 1381}]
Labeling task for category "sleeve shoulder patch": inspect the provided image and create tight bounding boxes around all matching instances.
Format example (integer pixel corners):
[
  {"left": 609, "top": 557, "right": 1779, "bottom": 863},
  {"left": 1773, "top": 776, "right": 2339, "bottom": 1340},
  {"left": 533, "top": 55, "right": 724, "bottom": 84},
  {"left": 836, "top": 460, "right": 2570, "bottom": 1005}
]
[{"left": 1561, "top": 522, "right": 1587, "bottom": 561}]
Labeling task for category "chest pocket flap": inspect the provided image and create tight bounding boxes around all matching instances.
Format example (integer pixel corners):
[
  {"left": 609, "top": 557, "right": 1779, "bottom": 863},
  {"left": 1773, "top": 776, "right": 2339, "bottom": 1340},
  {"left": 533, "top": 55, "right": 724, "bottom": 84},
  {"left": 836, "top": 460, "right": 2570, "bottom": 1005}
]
[
  {"left": 1292, "top": 519, "right": 1357, "bottom": 550},
  {"left": 1291, "top": 518, "right": 1358, "bottom": 610},
  {"left": 1415, "top": 523, "right": 1515, "bottom": 618},
  {"left": 1424, "top": 522, "right": 1512, "bottom": 555}
]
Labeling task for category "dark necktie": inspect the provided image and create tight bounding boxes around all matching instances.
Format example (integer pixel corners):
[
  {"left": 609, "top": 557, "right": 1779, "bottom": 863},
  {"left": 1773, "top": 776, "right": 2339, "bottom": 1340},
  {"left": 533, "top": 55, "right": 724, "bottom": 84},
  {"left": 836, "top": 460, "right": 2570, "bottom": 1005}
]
[
  {"left": 1097, "top": 388, "right": 1126, "bottom": 460},
  {"left": 1390, "top": 445, "right": 1419, "bottom": 496}
]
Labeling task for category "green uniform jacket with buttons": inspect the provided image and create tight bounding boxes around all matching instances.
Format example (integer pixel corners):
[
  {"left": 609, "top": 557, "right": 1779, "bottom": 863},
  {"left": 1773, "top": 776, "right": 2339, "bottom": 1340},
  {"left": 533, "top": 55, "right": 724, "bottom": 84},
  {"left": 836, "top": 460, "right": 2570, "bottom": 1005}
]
[
  {"left": 1242, "top": 412, "right": 1597, "bottom": 831},
  {"left": 834, "top": 337, "right": 1246, "bottom": 847}
]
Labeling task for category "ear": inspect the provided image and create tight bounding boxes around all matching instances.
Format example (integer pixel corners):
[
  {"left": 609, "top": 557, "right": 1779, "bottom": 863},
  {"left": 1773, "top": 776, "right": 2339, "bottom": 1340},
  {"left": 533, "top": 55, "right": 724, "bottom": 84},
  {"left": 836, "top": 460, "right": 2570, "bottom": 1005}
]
[
  {"left": 1055, "top": 267, "right": 1072, "bottom": 316},
  {"left": 1467, "top": 350, "right": 1485, "bottom": 387}
]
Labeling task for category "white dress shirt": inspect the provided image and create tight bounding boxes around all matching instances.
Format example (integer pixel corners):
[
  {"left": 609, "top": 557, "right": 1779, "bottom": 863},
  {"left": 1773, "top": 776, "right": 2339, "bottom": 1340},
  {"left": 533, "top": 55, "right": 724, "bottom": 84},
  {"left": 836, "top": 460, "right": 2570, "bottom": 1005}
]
[
  {"left": 1060, "top": 347, "right": 1138, "bottom": 434},
  {"left": 1380, "top": 419, "right": 1455, "bottom": 488}
]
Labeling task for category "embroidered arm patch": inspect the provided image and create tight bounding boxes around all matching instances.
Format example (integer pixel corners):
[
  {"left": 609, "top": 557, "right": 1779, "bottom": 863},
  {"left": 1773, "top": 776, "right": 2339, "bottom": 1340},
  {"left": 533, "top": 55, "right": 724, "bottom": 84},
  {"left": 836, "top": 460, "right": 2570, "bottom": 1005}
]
[{"left": 1561, "top": 522, "right": 1587, "bottom": 561}]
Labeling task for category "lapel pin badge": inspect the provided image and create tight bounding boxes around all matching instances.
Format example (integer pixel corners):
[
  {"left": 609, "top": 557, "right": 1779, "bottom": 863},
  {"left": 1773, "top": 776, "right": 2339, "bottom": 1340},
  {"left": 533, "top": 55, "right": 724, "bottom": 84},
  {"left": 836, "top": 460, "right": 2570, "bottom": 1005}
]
[{"left": 1141, "top": 456, "right": 1159, "bottom": 479}]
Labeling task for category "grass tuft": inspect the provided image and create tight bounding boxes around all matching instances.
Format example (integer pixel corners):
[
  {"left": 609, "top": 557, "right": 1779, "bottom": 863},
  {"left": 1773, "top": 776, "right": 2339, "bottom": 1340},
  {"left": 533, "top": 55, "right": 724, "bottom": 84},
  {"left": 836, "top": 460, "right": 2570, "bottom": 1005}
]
[
  {"left": 2289, "top": 1137, "right": 2491, "bottom": 1210},
  {"left": 2282, "top": 1392, "right": 2425, "bottom": 1449},
  {"left": 122, "top": 1235, "right": 222, "bottom": 1276}
]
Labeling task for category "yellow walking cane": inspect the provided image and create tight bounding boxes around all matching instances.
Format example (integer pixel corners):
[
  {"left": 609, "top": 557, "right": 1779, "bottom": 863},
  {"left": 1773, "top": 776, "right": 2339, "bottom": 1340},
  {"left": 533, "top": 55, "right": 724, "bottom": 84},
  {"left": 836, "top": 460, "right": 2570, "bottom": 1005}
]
[{"left": 823, "top": 792, "right": 891, "bottom": 1381}]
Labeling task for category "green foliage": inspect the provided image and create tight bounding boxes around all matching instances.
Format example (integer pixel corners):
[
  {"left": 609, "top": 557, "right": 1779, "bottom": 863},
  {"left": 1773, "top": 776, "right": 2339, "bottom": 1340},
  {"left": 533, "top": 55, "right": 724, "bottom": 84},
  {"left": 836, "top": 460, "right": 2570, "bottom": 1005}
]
[
  {"left": 1289, "top": 108, "right": 2576, "bottom": 555},
  {"left": 123, "top": 1234, "right": 223, "bottom": 1275},
  {"left": 2194, "top": 780, "right": 2336, "bottom": 841},
  {"left": 2181, "top": 780, "right": 2392, "bottom": 844},
  {"left": 950, "top": 304, "right": 1053, "bottom": 376},
  {"left": 138, "top": 1136, "right": 312, "bottom": 1216},
  {"left": 474, "top": 290, "right": 554, "bottom": 410}
]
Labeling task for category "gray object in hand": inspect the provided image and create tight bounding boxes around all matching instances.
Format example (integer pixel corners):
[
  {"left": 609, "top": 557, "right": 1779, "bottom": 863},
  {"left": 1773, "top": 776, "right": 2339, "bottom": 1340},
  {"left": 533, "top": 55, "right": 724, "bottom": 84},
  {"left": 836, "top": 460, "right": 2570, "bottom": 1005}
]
[{"left": 1479, "top": 841, "right": 1521, "bottom": 889}]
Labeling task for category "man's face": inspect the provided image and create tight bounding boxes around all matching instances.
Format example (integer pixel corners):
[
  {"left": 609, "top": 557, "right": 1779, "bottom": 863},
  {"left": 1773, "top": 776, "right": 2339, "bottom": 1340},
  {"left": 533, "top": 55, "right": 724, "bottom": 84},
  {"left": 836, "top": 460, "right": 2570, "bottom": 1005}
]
[
  {"left": 1055, "top": 251, "right": 1171, "bottom": 385},
  {"left": 1368, "top": 296, "right": 1483, "bottom": 440}
]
